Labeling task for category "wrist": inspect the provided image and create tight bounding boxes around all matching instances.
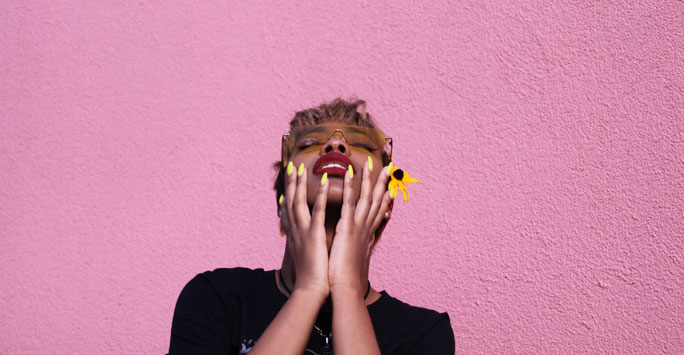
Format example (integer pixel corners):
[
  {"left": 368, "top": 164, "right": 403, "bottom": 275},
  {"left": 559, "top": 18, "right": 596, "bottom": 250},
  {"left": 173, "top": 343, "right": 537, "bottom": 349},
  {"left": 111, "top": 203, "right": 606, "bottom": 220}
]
[
  {"left": 291, "top": 287, "right": 329, "bottom": 305},
  {"left": 330, "top": 284, "right": 366, "bottom": 300}
]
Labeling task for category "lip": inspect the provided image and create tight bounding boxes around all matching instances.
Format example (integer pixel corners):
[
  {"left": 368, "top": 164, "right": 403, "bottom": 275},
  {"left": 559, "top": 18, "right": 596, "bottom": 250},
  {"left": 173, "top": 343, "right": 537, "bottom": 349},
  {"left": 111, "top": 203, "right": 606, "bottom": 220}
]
[{"left": 313, "top": 152, "right": 353, "bottom": 176}]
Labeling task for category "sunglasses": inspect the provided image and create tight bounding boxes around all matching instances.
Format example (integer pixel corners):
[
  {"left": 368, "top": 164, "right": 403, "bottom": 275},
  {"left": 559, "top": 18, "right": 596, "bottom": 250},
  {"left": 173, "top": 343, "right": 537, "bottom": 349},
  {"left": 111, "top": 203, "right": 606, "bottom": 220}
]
[{"left": 281, "top": 124, "right": 393, "bottom": 165}]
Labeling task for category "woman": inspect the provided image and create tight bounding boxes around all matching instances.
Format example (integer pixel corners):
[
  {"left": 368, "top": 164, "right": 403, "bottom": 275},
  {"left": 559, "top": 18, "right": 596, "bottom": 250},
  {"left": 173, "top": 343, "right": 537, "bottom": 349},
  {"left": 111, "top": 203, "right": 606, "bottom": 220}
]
[{"left": 168, "top": 99, "right": 455, "bottom": 354}]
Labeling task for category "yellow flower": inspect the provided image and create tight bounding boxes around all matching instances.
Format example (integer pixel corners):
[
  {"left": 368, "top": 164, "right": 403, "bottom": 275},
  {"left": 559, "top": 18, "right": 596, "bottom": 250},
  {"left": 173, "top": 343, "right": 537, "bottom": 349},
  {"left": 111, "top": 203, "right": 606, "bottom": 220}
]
[{"left": 388, "top": 164, "right": 418, "bottom": 201}]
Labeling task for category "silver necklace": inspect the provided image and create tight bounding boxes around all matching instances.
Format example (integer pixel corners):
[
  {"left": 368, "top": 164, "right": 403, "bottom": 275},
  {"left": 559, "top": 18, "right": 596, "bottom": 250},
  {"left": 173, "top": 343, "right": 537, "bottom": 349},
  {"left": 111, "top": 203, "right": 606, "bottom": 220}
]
[{"left": 313, "top": 324, "right": 332, "bottom": 355}]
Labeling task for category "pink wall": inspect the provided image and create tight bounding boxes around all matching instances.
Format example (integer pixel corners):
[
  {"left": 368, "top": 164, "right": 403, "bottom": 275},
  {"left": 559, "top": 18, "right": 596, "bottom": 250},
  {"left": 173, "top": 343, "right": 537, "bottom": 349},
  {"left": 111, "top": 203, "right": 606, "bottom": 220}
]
[{"left": 2, "top": 1, "right": 683, "bottom": 354}]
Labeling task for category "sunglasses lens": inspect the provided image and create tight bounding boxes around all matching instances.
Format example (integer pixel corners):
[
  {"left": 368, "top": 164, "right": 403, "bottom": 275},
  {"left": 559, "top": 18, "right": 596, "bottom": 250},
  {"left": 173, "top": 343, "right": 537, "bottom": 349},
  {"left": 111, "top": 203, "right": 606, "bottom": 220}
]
[
  {"left": 283, "top": 125, "right": 391, "bottom": 161},
  {"left": 294, "top": 131, "right": 328, "bottom": 147}
]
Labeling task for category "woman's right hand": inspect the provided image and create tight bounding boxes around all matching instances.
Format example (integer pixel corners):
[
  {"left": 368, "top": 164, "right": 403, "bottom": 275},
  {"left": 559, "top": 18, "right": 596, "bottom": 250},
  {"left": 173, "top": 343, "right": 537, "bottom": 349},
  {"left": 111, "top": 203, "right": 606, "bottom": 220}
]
[{"left": 280, "top": 162, "right": 330, "bottom": 300}]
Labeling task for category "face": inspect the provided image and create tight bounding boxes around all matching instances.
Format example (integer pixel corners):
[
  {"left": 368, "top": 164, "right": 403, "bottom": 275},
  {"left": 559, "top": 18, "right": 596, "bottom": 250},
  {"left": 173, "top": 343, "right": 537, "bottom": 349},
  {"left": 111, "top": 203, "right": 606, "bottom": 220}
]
[{"left": 286, "top": 123, "right": 386, "bottom": 205}]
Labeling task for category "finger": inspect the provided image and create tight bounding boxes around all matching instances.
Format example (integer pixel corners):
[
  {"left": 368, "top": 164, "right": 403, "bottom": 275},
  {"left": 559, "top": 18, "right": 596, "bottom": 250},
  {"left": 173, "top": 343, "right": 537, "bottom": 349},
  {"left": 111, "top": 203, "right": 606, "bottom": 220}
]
[
  {"left": 354, "top": 159, "right": 373, "bottom": 223},
  {"left": 310, "top": 172, "right": 329, "bottom": 235},
  {"left": 279, "top": 203, "right": 294, "bottom": 240},
  {"left": 340, "top": 164, "right": 356, "bottom": 223},
  {"left": 366, "top": 165, "right": 391, "bottom": 226},
  {"left": 372, "top": 199, "right": 394, "bottom": 244},
  {"left": 285, "top": 161, "right": 298, "bottom": 229},
  {"left": 293, "top": 163, "right": 311, "bottom": 228},
  {"left": 370, "top": 190, "right": 393, "bottom": 234}
]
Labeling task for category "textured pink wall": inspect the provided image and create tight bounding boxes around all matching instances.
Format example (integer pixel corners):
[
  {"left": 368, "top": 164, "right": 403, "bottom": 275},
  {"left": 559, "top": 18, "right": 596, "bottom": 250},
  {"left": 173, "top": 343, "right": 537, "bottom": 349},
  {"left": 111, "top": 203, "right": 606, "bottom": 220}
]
[{"left": 2, "top": 1, "right": 683, "bottom": 354}]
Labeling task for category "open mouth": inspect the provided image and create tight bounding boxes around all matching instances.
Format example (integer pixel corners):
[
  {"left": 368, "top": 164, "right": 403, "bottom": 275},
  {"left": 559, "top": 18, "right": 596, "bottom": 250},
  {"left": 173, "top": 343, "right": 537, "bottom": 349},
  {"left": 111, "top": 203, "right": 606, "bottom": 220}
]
[{"left": 313, "top": 152, "right": 353, "bottom": 176}]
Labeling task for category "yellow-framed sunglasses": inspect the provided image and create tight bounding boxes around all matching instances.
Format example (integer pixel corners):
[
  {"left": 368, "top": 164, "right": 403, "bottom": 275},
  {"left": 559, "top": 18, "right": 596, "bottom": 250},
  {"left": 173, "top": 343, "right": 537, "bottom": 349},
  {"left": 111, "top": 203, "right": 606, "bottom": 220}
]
[{"left": 281, "top": 124, "right": 392, "bottom": 165}]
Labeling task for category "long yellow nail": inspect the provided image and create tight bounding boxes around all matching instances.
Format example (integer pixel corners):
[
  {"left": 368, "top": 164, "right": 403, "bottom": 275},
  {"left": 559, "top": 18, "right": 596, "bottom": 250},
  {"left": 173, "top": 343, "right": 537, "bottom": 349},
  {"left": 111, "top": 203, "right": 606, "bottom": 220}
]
[
  {"left": 297, "top": 163, "right": 304, "bottom": 176},
  {"left": 320, "top": 172, "right": 328, "bottom": 185},
  {"left": 368, "top": 156, "right": 373, "bottom": 171},
  {"left": 287, "top": 161, "right": 294, "bottom": 176},
  {"left": 390, "top": 188, "right": 397, "bottom": 198},
  {"left": 279, "top": 194, "right": 284, "bottom": 205},
  {"left": 387, "top": 162, "right": 394, "bottom": 177},
  {"left": 348, "top": 165, "right": 354, "bottom": 179}
]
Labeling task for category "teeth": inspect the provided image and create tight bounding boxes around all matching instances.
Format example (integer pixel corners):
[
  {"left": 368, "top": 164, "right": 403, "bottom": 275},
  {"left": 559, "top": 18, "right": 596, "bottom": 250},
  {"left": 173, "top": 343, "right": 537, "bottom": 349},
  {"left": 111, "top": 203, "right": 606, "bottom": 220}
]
[{"left": 322, "top": 163, "right": 346, "bottom": 170}]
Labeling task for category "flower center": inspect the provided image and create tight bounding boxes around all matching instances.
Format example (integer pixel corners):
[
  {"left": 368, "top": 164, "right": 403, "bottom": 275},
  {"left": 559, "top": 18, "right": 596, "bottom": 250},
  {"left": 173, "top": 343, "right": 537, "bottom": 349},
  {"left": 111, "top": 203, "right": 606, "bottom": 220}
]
[{"left": 392, "top": 169, "right": 404, "bottom": 180}]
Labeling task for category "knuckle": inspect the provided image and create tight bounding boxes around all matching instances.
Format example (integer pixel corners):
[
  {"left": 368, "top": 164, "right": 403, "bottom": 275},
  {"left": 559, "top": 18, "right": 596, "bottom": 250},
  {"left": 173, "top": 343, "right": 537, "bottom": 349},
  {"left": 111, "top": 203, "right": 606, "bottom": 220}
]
[
  {"left": 345, "top": 193, "right": 356, "bottom": 204},
  {"left": 313, "top": 203, "right": 325, "bottom": 214}
]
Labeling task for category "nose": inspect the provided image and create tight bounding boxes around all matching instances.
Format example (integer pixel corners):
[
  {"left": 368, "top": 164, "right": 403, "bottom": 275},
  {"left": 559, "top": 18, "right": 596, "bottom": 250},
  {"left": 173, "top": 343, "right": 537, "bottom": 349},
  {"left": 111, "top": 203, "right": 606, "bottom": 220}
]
[{"left": 321, "top": 131, "right": 351, "bottom": 155}]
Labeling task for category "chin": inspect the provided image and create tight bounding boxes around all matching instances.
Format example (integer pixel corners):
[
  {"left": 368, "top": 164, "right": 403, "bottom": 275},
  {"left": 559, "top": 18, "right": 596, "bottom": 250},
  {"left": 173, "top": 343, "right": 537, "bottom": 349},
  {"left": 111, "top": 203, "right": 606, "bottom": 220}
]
[
  {"left": 306, "top": 183, "right": 343, "bottom": 206},
  {"left": 325, "top": 188, "right": 344, "bottom": 204}
]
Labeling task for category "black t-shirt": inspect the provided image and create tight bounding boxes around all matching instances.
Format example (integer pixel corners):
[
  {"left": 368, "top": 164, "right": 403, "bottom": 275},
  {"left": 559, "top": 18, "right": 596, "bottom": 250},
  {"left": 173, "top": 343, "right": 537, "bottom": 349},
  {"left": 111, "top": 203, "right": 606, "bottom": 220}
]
[{"left": 168, "top": 268, "right": 454, "bottom": 355}]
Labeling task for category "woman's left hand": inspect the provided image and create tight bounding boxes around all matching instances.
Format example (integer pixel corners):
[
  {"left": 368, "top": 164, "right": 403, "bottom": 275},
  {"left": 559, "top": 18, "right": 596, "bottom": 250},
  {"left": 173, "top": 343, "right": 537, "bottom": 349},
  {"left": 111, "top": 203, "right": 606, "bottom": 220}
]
[{"left": 328, "top": 161, "right": 393, "bottom": 296}]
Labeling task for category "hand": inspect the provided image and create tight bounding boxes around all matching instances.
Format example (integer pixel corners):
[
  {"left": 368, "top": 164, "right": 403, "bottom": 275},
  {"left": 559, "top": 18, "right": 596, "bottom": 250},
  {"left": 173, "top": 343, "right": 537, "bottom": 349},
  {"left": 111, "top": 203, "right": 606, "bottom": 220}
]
[
  {"left": 328, "top": 161, "right": 393, "bottom": 295},
  {"left": 280, "top": 163, "right": 330, "bottom": 299}
]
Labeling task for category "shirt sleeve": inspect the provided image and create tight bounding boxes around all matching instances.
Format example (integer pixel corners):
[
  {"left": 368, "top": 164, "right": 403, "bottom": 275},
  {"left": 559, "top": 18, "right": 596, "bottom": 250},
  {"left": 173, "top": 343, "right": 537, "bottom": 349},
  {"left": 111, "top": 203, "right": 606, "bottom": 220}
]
[
  {"left": 168, "top": 273, "right": 236, "bottom": 355},
  {"left": 407, "top": 313, "right": 455, "bottom": 355}
]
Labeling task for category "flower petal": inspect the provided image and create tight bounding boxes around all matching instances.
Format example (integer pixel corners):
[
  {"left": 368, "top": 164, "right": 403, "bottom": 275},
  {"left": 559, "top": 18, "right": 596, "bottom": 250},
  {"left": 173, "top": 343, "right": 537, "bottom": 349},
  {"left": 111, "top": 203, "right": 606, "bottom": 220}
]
[
  {"left": 398, "top": 182, "right": 409, "bottom": 201},
  {"left": 402, "top": 172, "right": 418, "bottom": 183}
]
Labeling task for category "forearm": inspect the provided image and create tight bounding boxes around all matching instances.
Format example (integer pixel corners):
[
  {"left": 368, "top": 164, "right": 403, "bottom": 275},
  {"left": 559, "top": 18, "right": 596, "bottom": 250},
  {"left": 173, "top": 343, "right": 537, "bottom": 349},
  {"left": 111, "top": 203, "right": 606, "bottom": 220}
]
[
  {"left": 331, "top": 287, "right": 381, "bottom": 355},
  {"left": 249, "top": 289, "right": 325, "bottom": 355}
]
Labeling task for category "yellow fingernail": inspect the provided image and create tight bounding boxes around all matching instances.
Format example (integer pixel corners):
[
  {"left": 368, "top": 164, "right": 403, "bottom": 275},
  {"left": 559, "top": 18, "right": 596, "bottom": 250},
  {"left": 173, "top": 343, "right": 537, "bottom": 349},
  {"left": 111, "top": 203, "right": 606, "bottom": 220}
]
[
  {"left": 387, "top": 162, "right": 394, "bottom": 177},
  {"left": 348, "top": 165, "right": 354, "bottom": 179},
  {"left": 279, "top": 194, "right": 284, "bottom": 205},
  {"left": 297, "top": 163, "right": 304, "bottom": 177},
  {"left": 390, "top": 189, "right": 397, "bottom": 198},
  {"left": 287, "top": 161, "right": 293, "bottom": 176},
  {"left": 368, "top": 156, "right": 373, "bottom": 171},
  {"left": 321, "top": 172, "right": 328, "bottom": 185}
]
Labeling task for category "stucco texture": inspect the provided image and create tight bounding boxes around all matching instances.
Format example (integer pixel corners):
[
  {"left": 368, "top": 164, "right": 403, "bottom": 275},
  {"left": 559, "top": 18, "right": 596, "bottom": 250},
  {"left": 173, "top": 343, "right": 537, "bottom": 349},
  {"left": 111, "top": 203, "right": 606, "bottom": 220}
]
[{"left": 2, "top": 1, "right": 683, "bottom": 354}]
